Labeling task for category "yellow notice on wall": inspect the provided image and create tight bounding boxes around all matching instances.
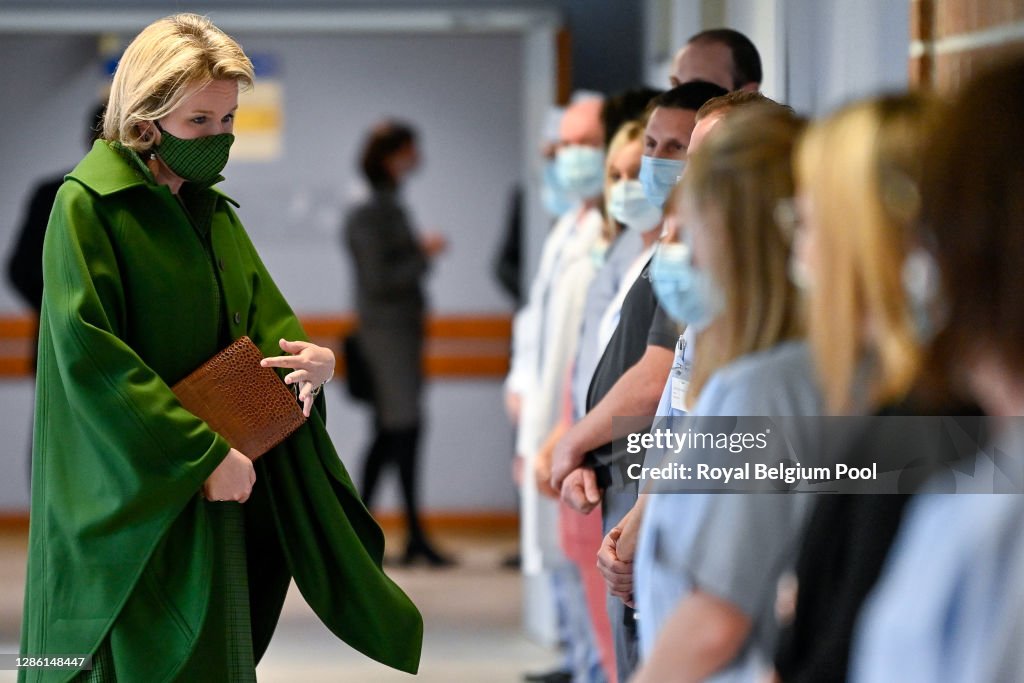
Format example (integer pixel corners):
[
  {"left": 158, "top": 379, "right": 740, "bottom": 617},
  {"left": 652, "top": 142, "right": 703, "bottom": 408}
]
[{"left": 234, "top": 80, "right": 283, "bottom": 161}]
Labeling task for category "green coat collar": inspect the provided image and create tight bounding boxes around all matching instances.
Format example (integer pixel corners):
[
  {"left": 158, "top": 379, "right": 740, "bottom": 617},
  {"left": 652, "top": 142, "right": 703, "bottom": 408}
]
[{"left": 69, "top": 140, "right": 239, "bottom": 207}]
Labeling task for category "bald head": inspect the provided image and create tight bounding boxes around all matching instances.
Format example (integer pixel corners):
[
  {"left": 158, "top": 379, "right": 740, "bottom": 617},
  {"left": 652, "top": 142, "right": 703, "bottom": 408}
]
[{"left": 559, "top": 97, "right": 605, "bottom": 148}]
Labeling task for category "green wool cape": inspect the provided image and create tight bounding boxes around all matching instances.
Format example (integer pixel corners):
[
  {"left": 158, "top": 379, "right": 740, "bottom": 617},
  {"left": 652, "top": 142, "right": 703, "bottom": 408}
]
[{"left": 19, "top": 141, "right": 423, "bottom": 682}]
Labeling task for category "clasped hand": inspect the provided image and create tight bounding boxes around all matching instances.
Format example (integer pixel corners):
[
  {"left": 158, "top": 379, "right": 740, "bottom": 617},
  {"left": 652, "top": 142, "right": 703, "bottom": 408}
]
[
  {"left": 551, "top": 429, "right": 602, "bottom": 514},
  {"left": 260, "top": 338, "right": 335, "bottom": 417}
]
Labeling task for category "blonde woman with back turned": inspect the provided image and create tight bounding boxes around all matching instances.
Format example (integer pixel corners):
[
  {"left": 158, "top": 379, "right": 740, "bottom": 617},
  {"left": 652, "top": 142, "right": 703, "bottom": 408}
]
[{"left": 771, "top": 92, "right": 947, "bottom": 683}]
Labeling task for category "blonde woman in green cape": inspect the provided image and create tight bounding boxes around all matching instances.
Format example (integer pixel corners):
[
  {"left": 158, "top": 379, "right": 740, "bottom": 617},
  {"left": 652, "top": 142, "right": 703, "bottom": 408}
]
[{"left": 19, "top": 14, "right": 421, "bottom": 683}]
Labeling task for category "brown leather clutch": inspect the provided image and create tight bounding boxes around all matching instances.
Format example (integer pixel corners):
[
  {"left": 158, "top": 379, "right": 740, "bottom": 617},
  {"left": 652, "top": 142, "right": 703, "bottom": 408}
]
[{"left": 171, "top": 336, "right": 306, "bottom": 461}]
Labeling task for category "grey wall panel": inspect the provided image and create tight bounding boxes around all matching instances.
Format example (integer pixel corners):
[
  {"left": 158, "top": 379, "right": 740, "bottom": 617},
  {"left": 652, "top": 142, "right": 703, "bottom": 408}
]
[
  {"left": 328, "top": 381, "right": 518, "bottom": 513},
  {"left": 784, "top": 0, "right": 910, "bottom": 116},
  {"left": 218, "top": 32, "right": 524, "bottom": 314},
  {"left": 0, "top": 381, "right": 34, "bottom": 511}
]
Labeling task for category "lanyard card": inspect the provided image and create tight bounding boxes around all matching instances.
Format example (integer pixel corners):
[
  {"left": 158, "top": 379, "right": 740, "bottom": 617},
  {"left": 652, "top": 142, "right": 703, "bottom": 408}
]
[{"left": 669, "top": 335, "right": 691, "bottom": 413}]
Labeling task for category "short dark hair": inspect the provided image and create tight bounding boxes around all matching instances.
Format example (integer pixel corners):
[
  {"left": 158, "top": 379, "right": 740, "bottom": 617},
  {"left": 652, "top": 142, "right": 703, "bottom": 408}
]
[
  {"left": 359, "top": 120, "right": 417, "bottom": 189},
  {"left": 688, "top": 28, "right": 763, "bottom": 89},
  {"left": 644, "top": 81, "right": 729, "bottom": 122},
  {"left": 696, "top": 91, "right": 793, "bottom": 122},
  {"left": 602, "top": 87, "right": 663, "bottom": 147}
]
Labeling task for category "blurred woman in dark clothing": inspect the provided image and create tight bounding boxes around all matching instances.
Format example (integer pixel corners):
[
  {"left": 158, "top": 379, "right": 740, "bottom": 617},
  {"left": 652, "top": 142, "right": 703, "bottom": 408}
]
[
  {"left": 344, "top": 121, "right": 451, "bottom": 566},
  {"left": 772, "top": 93, "right": 941, "bottom": 683}
]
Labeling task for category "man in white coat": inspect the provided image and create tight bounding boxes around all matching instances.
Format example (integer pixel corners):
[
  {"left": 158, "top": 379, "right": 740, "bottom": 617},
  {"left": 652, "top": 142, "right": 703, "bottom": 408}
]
[{"left": 506, "top": 94, "right": 607, "bottom": 683}]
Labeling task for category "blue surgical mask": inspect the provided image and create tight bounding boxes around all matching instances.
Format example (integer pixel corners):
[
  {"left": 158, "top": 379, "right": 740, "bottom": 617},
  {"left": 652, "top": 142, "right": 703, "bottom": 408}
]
[
  {"left": 607, "top": 179, "right": 663, "bottom": 232},
  {"left": 639, "top": 155, "right": 686, "bottom": 209},
  {"left": 541, "top": 160, "right": 574, "bottom": 217},
  {"left": 649, "top": 242, "right": 723, "bottom": 331},
  {"left": 555, "top": 145, "right": 606, "bottom": 200}
]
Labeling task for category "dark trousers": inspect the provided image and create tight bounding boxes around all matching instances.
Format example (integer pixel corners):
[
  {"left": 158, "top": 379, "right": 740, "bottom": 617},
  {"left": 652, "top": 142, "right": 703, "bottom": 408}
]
[
  {"left": 602, "top": 484, "right": 640, "bottom": 683},
  {"left": 360, "top": 423, "right": 428, "bottom": 545}
]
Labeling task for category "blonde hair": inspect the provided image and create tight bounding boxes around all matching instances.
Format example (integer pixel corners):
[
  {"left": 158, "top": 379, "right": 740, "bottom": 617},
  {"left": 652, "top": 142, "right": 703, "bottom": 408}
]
[
  {"left": 797, "top": 94, "right": 938, "bottom": 414},
  {"left": 602, "top": 119, "right": 645, "bottom": 239},
  {"left": 104, "top": 13, "right": 254, "bottom": 152},
  {"left": 682, "top": 105, "right": 805, "bottom": 404}
]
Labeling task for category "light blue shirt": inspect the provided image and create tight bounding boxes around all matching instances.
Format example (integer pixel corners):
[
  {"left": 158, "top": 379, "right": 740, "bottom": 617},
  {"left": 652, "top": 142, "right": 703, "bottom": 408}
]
[
  {"left": 571, "top": 228, "right": 645, "bottom": 420},
  {"left": 851, "top": 487, "right": 1024, "bottom": 682},
  {"left": 635, "top": 341, "right": 822, "bottom": 681},
  {"left": 651, "top": 327, "right": 695, "bottom": 420}
]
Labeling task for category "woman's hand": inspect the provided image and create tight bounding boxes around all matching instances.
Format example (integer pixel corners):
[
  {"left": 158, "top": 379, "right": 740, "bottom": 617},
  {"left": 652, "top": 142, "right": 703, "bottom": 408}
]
[
  {"left": 203, "top": 448, "right": 256, "bottom": 503},
  {"left": 260, "top": 338, "right": 335, "bottom": 417}
]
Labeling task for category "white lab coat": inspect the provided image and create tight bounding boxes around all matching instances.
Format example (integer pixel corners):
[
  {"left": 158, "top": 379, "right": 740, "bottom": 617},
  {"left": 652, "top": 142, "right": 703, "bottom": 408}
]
[{"left": 509, "top": 203, "right": 604, "bottom": 573}]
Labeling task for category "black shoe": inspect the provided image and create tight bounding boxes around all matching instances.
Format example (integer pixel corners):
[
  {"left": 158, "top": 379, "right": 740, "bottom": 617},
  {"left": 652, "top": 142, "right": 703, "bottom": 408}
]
[
  {"left": 523, "top": 669, "right": 572, "bottom": 683},
  {"left": 402, "top": 539, "right": 457, "bottom": 568},
  {"left": 501, "top": 552, "right": 521, "bottom": 570}
]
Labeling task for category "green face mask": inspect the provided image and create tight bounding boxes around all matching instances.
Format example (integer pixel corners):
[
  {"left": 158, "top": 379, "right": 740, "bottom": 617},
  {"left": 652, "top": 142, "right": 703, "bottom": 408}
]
[{"left": 154, "top": 123, "right": 234, "bottom": 184}]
